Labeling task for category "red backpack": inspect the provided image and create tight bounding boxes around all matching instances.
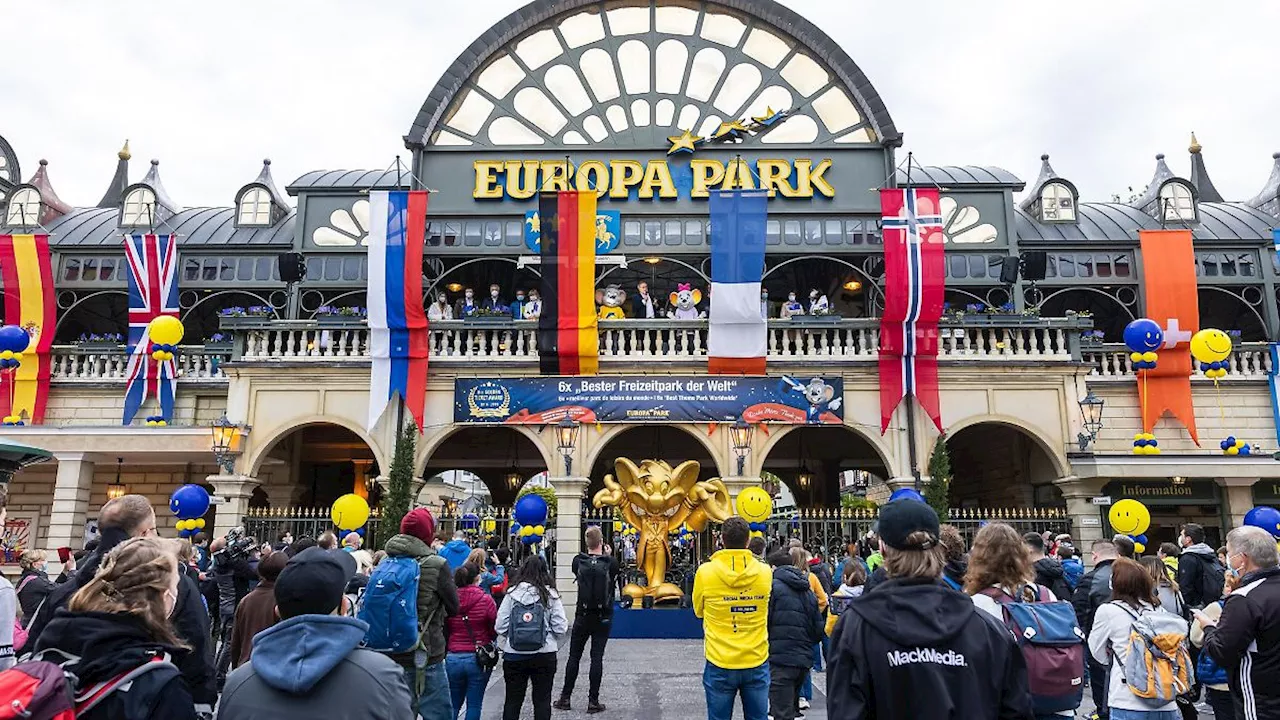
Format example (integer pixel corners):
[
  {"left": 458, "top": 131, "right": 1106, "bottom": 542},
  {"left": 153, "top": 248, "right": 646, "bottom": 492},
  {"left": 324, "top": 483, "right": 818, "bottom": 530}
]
[{"left": 0, "top": 653, "right": 175, "bottom": 720}]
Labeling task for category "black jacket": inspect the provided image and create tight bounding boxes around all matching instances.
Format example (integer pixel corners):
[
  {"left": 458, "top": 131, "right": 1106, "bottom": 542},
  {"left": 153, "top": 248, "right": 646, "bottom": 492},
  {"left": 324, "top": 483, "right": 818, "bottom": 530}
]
[
  {"left": 20, "top": 527, "right": 130, "bottom": 654},
  {"left": 827, "top": 577, "right": 1033, "bottom": 720},
  {"left": 864, "top": 565, "right": 889, "bottom": 594},
  {"left": 1178, "top": 544, "right": 1224, "bottom": 609},
  {"left": 768, "top": 566, "right": 824, "bottom": 668},
  {"left": 1203, "top": 567, "right": 1280, "bottom": 720},
  {"left": 1071, "top": 559, "right": 1113, "bottom": 635},
  {"left": 213, "top": 552, "right": 256, "bottom": 617},
  {"left": 809, "top": 561, "right": 835, "bottom": 596},
  {"left": 33, "top": 610, "right": 196, "bottom": 720},
  {"left": 15, "top": 568, "right": 55, "bottom": 618},
  {"left": 942, "top": 559, "right": 968, "bottom": 591},
  {"left": 172, "top": 571, "right": 218, "bottom": 704},
  {"left": 1032, "top": 558, "right": 1071, "bottom": 602}
]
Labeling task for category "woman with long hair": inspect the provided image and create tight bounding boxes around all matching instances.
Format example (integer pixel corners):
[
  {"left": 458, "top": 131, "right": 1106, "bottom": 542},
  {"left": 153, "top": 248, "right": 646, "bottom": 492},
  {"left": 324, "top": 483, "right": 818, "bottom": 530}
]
[
  {"left": 446, "top": 562, "right": 499, "bottom": 720},
  {"left": 1139, "top": 556, "right": 1186, "bottom": 618},
  {"left": 33, "top": 536, "right": 196, "bottom": 719},
  {"left": 496, "top": 555, "right": 568, "bottom": 720},
  {"left": 1088, "top": 558, "right": 1178, "bottom": 719}
]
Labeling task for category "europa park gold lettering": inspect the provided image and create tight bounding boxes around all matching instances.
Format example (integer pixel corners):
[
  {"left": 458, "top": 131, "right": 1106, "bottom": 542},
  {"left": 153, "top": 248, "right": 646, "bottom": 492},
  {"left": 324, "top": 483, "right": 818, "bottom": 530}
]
[{"left": 472, "top": 159, "right": 835, "bottom": 200}]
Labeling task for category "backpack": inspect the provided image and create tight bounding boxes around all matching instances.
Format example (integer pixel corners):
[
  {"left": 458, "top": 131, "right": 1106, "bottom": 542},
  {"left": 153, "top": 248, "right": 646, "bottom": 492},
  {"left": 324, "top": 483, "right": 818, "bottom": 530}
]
[
  {"left": 358, "top": 555, "right": 421, "bottom": 653},
  {"left": 980, "top": 585, "right": 1086, "bottom": 714},
  {"left": 508, "top": 597, "right": 548, "bottom": 652},
  {"left": 1112, "top": 602, "right": 1194, "bottom": 702},
  {"left": 0, "top": 652, "right": 176, "bottom": 720},
  {"left": 941, "top": 574, "right": 963, "bottom": 591},
  {"left": 1197, "top": 556, "right": 1226, "bottom": 607},
  {"left": 1195, "top": 602, "right": 1228, "bottom": 686},
  {"left": 575, "top": 555, "right": 611, "bottom": 612}
]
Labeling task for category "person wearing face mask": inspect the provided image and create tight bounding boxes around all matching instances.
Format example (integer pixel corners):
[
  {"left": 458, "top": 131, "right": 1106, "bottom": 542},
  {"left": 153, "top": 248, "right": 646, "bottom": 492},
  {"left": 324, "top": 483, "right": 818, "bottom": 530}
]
[
  {"left": 630, "top": 281, "right": 659, "bottom": 318},
  {"left": 523, "top": 290, "right": 543, "bottom": 320},
  {"left": 808, "top": 289, "right": 830, "bottom": 315},
  {"left": 428, "top": 292, "right": 453, "bottom": 321},
  {"left": 510, "top": 290, "right": 527, "bottom": 320},
  {"left": 15, "top": 549, "right": 57, "bottom": 620},
  {"left": 760, "top": 289, "right": 770, "bottom": 320},
  {"left": 482, "top": 283, "right": 507, "bottom": 313},
  {"left": 31, "top": 536, "right": 198, "bottom": 719},
  {"left": 455, "top": 288, "right": 479, "bottom": 319},
  {"left": 780, "top": 292, "right": 805, "bottom": 319}
]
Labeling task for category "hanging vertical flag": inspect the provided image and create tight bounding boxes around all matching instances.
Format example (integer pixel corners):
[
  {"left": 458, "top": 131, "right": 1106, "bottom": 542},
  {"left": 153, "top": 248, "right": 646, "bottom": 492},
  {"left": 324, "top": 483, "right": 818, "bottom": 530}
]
[
  {"left": 0, "top": 234, "right": 56, "bottom": 424},
  {"left": 122, "top": 234, "right": 179, "bottom": 425},
  {"left": 878, "top": 188, "right": 946, "bottom": 434},
  {"left": 367, "top": 190, "right": 429, "bottom": 432},
  {"left": 1273, "top": 228, "right": 1280, "bottom": 270},
  {"left": 538, "top": 191, "right": 598, "bottom": 376},
  {"left": 1138, "top": 229, "right": 1199, "bottom": 443},
  {"left": 708, "top": 189, "right": 768, "bottom": 374}
]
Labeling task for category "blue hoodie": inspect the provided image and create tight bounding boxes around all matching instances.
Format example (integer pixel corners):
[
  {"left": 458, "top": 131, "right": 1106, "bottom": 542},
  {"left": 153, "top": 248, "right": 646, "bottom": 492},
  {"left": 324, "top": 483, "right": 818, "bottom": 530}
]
[
  {"left": 218, "top": 614, "right": 413, "bottom": 720},
  {"left": 1062, "top": 557, "right": 1084, "bottom": 592},
  {"left": 439, "top": 539, "right": 472, "bottom": 571}
]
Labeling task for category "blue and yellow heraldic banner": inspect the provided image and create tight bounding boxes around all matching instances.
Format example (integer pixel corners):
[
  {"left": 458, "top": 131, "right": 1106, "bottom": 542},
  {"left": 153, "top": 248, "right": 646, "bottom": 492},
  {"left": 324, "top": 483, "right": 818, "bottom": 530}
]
[
  {"left": 525, "top": 210, "right": 621, "bottom": 254},
  {"left": 455, "top": 375, "right": 844, "bottom": 425}
]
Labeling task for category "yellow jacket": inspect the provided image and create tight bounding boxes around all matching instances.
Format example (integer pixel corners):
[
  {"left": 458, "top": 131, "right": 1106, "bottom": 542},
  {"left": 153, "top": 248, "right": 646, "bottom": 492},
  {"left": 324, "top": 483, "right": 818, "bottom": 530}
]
[
  {"left": 693, "top": 549, "right": 772, "bottom": 669},
  {"left": 1162, "top": 555, "right": 1179, "bottom": 578},
  {"left": 808, "top": 571, "right": 828, "bottom": 613}
]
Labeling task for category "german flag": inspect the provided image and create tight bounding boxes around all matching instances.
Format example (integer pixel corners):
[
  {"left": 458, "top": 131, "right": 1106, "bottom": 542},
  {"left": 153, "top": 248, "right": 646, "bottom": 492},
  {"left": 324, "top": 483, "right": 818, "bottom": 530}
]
[
  {"left": 538, "top": 191, "right": 598, "bottom": 375},
  {"left": 0, "top": 234, "right": 56, "bottom": 424}
]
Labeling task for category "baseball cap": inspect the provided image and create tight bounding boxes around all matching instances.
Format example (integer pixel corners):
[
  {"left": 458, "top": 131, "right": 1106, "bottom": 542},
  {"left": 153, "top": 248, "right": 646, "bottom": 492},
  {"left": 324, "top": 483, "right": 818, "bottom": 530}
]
[
  {"left": 877, "top": 499, "right": 940, "bottom": 551},
  {"left": 274, "top": 546, "right": 357, "bottom": 618}
]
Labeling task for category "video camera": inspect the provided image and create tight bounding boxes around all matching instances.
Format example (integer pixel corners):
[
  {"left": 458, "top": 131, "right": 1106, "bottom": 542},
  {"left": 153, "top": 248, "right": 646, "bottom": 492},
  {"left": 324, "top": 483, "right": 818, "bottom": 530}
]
[{"left": 218, "top": 526, "right": 258, "bottom": 562}]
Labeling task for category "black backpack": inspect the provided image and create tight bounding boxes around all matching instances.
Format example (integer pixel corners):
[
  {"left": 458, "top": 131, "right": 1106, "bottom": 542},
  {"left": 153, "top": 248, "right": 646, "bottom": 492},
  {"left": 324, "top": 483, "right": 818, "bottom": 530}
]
[
  {"left": 1198, "top": 556, "right": 1226, "bottom": 606},
  {"left": 575, "top": 555, "right": 612, "bottom": 612}
]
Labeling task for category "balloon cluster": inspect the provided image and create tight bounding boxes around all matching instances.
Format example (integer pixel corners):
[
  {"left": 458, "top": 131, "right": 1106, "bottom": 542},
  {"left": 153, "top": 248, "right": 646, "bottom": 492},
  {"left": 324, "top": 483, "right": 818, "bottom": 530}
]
[
  {"left": 619, "top": 523, "right": 638, "bottom": 540},
  {"left": 330, "top": 493, "right": 370, "bottom": 531},
  {"left": 1108, "top": 499, "right": 1151, "bottom": 553},
  {"left": 0, "top": 325, "right": 30, "bottom": 372},
  {"left": 670, "top": 523, "right": 695, "bottom": 547},
  {"left": 151, "top": 343, "right": 177, "bottom": 362},
  {"left": 148, "top": 316, "right": 184, "bottom": 363},
  {"left": 513, "top": 493, "right": 549, "bottom": 545},
  {"left": 482, "top": 515, "right": 497, "bottom": 534},
  {"left": 1123, "top": 319, "right": 1163, "bottom": 370},
  {"left": 169, "top": 484, "right": 211, "bottom": 538},
  {"left": 1220, "top": 436, "right": 1252, "bottom": 456},
  {"left": 1132, "top": 433, "right": 1160, "bottom": 455},
  {"left": 459, "top": 512, "right": 480, "bottom": 532},
  {"left": 1244, "top": 506, "right": 1280, "bottom": 539},
  {"left": 145, "top": 414, "right": 168, "bottom": 427},
  {"left": 1, "top": 416, "right": 23, "bottom": 426},
  {"left": 510, "top": 522, "right": 522, "bottom": 537},
  {"left": 1190, "top": 329, "right": 1233, "bottom": 380},
  {"left": 736, "top": 487, "right": 773, "bottom": 539}
]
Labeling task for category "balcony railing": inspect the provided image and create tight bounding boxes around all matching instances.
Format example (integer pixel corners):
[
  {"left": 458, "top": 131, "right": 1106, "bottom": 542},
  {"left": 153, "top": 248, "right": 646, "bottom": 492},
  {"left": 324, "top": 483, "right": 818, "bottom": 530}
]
[
  {"left": 224, "top": 316, "right": 1091, "bottom": 364},
  {"left": 1082, "top": 342, "right": 1272, "bottom": 380},
  {"left": 49, "top": 345, "right": 230, "bottom": 383}
]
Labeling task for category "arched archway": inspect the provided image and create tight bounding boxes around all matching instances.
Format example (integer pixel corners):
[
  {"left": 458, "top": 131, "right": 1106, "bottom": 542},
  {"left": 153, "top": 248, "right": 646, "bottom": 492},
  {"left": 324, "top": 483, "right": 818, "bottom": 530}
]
[
  {"left": 759, "top": 426, "right": 891, "bottom": 509},
  {"left": 419, "top": 426, "right": 549, "bottom": 507},
  {"left": 249, "top": 422, "right": 382, "bottom": 509},
  {"left": 586, "top": 425, "right": 721, "bottom": 499},
  {"left": 945, "top": 419, "right": 1067, "bottom": 509}
]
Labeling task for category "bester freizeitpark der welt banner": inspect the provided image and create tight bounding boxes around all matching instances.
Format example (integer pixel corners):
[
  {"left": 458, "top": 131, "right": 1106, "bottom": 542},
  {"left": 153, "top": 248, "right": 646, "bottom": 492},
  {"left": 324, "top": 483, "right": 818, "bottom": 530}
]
[{"left": 454, "top": 376, "right": 844, "bottom": 425}]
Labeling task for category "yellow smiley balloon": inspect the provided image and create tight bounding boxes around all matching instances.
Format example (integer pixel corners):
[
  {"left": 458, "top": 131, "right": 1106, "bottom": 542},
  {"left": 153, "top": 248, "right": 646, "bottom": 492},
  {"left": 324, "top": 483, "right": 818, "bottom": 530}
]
[
  {"left": 736, "top": 487, "right": 773, "bottom": 523},
  {"left": 1108, "top": 499, "right": 1151, "bottom": 536},
  {"left": 1190, "top": 329, "right": 1232, "bottom": 364}
]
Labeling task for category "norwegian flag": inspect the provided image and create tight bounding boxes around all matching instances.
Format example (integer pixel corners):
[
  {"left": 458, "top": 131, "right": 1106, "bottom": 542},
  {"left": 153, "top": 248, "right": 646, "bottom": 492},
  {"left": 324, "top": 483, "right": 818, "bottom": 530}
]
[
  {"left": 123, "top": 233, "right": 179, "bottom": 425},
  {"left": 879, "top": 188, "right": 945, "bottom": 433}
]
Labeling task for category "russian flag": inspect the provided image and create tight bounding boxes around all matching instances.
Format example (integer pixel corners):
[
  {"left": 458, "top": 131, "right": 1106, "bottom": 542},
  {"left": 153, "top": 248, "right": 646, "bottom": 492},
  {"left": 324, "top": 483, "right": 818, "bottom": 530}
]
[
  {"left": 367, "top": 190, "right": 429, "bottom": 431},
  {"left": 708, "top": 190, "right": 768, "bottom": 374}
]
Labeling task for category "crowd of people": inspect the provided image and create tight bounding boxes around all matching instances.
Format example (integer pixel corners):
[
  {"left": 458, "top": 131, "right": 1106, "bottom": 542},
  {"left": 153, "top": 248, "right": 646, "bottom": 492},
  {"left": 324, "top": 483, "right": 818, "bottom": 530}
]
[{"left": 3, "top": 485, "right": 1279, "bottom": 720}]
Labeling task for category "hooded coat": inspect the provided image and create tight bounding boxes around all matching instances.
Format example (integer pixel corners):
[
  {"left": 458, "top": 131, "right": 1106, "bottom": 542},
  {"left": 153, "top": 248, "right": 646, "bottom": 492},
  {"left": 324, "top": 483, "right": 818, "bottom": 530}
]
[
  {"left": 1032, "top": 557, "right": 1072, "bottom": 603},
  {"left": 1178, "top": 542, "right": 1224, "bottom": 608},
  {"left": 33, "top": 610, "right": 195, "bottom": 720},
  {"left": 768, "top": 565, "right": 824, "bottom": 668},
  {"left": 217, "top": 614, "right": 413, "bottom": 720},
  {"left": 21, "top": 526, "right": 129, "bottom": 653},
  {"left": 693, "top": 549, "right": 773, "bottom": 670},
  {"left": 1061, "top": 557, "right": 1084, "bottom": 592},
  {"left": 826, "top": 577, "right": 1034, "bottom": 720},
  {"left": 383, "top": 533, "right": 459, "bottom": 664},
  {"left": 15, "top": 568, "right": 55, "bottom": 618},
  {"left": 495, "top": 582, "right": 568, "bottom": 656},
  {"left": 438, "top": 539, "right": 472, "bottom": 572}
]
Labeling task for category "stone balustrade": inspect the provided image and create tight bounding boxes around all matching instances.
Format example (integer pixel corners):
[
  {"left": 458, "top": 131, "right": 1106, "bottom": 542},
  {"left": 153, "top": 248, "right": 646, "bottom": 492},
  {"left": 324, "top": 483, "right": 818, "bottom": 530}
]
[
  {"left": 1082, "top": 343, "right": 1272, "bottom": 381},
  {"left": 49, "top": 345, "right": 230, "bottom": 382},
  {"left": 225, "top": 317, "right": 1090, "bottom": 364}
]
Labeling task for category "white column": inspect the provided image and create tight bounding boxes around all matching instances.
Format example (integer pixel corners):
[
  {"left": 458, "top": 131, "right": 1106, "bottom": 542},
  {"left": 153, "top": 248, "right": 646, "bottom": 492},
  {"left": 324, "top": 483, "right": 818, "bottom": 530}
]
[
  {"left": 1218, "top": 478, "right": 1257, "bottom": 529},
  {"left": 208, "top": 474, "right": 261, "bottom": 538},
  {"left": 1056, "top": 475, "right": 1107, "bottom": 565},
  {"left": 46, "top": 454, "right": 95, "bottom": 551},
  {"left": 551, "top": 476, "right": 589, "bottom": 621}
]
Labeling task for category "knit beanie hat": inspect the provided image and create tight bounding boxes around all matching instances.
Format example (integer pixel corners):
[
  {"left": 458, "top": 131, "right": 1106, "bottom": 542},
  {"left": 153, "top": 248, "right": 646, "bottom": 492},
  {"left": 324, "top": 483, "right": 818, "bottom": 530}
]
[{"left": 401, "top": 507, "right": 437, "bottom": 543}]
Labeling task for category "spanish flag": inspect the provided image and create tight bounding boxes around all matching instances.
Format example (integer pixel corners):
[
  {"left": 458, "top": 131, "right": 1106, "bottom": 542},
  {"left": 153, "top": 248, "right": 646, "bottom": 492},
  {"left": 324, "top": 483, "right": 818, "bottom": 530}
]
[
  {"left": 538, "top": 191, "right": 598, "bottom": 375},
  {"left": 0, "top": 234, "right": 56, "bottom": 424},
  {"left": 1138, "top": 229, "right": 1199, "bottom": 443}
]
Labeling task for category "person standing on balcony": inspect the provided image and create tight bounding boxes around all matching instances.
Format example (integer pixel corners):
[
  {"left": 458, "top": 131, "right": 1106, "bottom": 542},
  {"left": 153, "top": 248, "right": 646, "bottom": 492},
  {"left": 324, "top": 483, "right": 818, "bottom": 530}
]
[
  {"left": 428, "top": 292, "right": 453, "bottom": 321},
  {"left": 455, "top": 288, "right": 479, "bottom": 318},
  {"left": 482, "top": 284, "right": 507, "bottom": 314},
  {"left": 629, "top": 281, "right": 660, "bottom": 318},
  {"left": 523, "top": 289, "right": 542, "bottom": 320}
]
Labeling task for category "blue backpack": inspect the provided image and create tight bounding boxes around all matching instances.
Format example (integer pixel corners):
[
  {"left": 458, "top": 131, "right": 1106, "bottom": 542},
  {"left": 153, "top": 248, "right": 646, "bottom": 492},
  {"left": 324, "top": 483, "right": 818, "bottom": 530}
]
[
  {"left": 1195, "top": 601, "right": 1228, "bottom": 686},
  {"left": 981, "top": 585, "right": 1086, "bottom": 715},
  {"left": 358, "top": 555, "right": 421, "bottom": 653},
  {"left": 508, "top": 598, "right": 548, "bottom": 653}
]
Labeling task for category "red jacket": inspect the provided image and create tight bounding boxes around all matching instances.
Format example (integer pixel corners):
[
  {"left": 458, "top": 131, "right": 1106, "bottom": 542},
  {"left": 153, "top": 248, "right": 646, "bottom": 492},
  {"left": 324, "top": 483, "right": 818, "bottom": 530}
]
[{"left": 445, "top": 585, "right": 497, "bottom": 654}]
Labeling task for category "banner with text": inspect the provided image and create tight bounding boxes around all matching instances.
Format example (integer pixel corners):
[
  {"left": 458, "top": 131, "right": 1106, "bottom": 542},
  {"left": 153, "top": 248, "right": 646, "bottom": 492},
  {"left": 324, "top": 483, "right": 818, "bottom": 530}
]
[{"left": 454, "top": 375, "right": 844, "bottom": 425}]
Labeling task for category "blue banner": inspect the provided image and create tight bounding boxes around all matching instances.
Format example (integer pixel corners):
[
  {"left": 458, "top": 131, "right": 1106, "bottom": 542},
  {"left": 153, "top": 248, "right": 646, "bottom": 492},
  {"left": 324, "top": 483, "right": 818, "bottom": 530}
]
[
  {"left": 525, "top": 209, "right": 620, "bottom": 254},
  {"left": 455, "top": 375, "right": 844, "bottom": 425}
]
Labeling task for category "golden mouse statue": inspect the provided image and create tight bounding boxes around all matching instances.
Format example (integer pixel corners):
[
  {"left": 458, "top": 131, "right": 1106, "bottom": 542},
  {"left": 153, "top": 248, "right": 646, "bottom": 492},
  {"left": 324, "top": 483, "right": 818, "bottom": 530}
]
[{"left": 593, "top": 458, "right": 732, "bottom": 602}]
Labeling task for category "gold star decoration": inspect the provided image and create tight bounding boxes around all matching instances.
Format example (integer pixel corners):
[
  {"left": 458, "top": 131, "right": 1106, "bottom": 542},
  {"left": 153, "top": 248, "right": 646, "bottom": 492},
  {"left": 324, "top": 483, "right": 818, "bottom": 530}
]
[
  {"left": 666, "top": 129, "right": 699, "bottom": 155},
  {"left": 714, "top": 119, "right": 750, "bottom": 139},
  {"left": 752, "top": 107, "right": 779, "bottom": 125}
]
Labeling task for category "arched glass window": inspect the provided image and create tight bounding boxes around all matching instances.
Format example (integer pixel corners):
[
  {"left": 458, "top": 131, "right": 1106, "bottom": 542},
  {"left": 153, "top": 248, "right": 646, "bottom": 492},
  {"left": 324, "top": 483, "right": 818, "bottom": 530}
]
[
  {"left": 1159, "top": 182, "right": 1195, "bottom": 222},
  {"left": 1039, "top": 182, "right": 1075, "bottom": 222},
  {"left": 4, "top": 188, "right": 40, "bottom": 226},
  {"left": 121, "top": 187, "right": 157, "bottom": 226},
  {"left": 238, "top": 187, "right": 272, "bottom": 226}
]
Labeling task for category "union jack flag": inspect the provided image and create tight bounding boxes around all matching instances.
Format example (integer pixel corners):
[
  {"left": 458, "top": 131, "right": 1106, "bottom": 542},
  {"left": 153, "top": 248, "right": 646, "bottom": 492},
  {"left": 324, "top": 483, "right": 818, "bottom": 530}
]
[{"left": 123, "top": 233, "right": 179, "bottom": 424}]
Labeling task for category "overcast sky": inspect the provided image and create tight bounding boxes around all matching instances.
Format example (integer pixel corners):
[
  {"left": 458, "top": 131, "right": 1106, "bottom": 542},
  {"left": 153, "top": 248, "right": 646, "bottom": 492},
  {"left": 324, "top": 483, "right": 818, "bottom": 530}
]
[{"left": 5, "top": 1, "right": 1279, "bottom": 207}]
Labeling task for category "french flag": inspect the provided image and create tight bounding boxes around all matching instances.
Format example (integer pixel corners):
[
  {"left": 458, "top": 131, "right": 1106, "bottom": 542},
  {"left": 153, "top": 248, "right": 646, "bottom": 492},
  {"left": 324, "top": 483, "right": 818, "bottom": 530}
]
[
  {"left": 708, "top": 190, "right": 768, "bottom": 374},
  {"left": 367, "top": 190, "right": 429, "bottom": 431}
]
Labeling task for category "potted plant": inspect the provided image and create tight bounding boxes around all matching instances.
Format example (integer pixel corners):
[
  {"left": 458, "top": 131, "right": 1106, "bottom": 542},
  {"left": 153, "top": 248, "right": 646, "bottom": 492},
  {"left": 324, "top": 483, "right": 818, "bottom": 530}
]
[
  {"left": 315, "top": 305, "right": 367, "bottom": 324},
  {"left": 1079, "top": 330, "right": 1105, "bottom": 347},
  {"left": 76, "top": 332, "right": 125, "bottom": 351},
  {"left": 203, "top": 332, "right": 233, "bottom": 352},
  {"left": 463, "top": 307, "right": 514, "bottom": 324},
  {"left": 963, "top": 303, "right": 990, "bottom": 324}
]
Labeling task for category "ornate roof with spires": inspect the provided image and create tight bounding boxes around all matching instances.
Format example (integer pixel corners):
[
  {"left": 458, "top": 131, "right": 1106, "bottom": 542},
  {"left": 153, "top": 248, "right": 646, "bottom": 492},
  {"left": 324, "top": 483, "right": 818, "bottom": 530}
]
[
  {"left": 1019, "top": 154, "right": 1077, "bottom": 213},
  {"left": 0, "top": 135, "right": 19, "bottom": 193},
  {"left": 236, "top": 159, "right": 291, "bottom": 220},
  {"left": 1246, "top": 152, "right": 1280, "bottom": 218},
  {"left": 26, "top": 160, "right": 73, "bottom": 225},
  {"left": 1188, "top": 132, "right": 1224, "bottom": 203},
  {"left": 96, "top": 140, "right": 131, "bottom": 209},
  {"left": 1128, "top": 153, "right": 1191, "bottom": 219}
]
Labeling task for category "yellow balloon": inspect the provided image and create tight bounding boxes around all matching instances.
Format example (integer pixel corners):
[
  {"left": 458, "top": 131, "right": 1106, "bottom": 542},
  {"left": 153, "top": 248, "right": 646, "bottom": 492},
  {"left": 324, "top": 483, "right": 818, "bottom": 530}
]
[
  {"left": 1227, "top": 445, "right": 1240, "bottom": 456},
  {"left": 149, "top": 315, "right": 185, "bottom": 346},
  {"left": 1190, "top": 329, "right": 1232, "bottom": 364},
  {"left": 1109, "top": 499, "right": 1151, "bottom": 536},
  {"left": 534, "top": 525, "right": 545, "bottom": 535},
  {"left": 1129, "top": 352, "right": 1143, "bottom": 363},
  {"left": 12, "top": 352, "right": 22, "bottom": 363},
  {"left": 1141, "top": 351, "right": 1157, "bottom": 363},
  {"left": 736, "top": 487, "right": 774, "bottom": 523},
  {"left": 0, "top": 351, "right": 12, "bottom": 361},
  {"left": 1134, "top": 541, "right": 1146, "bottom": 554},
  {"left": 330, "top": 493, "right": 370, "bottom": 530},
  {"left": 195, "top": 518, "right": 206, "bottom": 529}
]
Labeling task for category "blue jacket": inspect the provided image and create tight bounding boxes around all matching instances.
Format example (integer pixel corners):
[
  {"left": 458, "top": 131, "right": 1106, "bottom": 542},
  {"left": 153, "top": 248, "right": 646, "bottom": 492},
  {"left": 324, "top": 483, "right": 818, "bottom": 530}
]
[
  {"left": 439, "top": 539, "right": 472, "bottom": 571},
  {"left": 218, "top": 614, "right": 413, "bottom": 720},
  {"left": 1062, "top": 558, "right": 1084, "bottom": 592},
  {"left": 768, "top": 565, "right": 824, "bottom": 668}
]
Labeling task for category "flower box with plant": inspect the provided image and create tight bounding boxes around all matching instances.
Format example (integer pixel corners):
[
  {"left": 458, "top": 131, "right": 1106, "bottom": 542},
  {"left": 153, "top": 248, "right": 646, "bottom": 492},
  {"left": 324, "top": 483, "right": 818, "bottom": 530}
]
[
  {"left": 1079, "top": 330, "right": 1105, "bottom": 346},
  {"left": 217, "top": 305, "right": 272, "bottom": 319},
  {"left": 315, "top": 305, "right": 367, "bottom": 324},
  {"left": 75, "top": 332, "right": 125, "bottom": 350},
  {"left": 464, "top": 307, "right": 514, "bottom": 323},
  {"left": 203, "top": 332, "right": 233, "bottom": 351}
]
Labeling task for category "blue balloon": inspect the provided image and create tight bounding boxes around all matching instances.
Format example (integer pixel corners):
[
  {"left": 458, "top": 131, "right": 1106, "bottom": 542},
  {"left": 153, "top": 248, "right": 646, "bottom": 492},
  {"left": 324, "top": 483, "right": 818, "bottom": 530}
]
[
  {"left": 513, "top": 493, "right": 549, "bottom": 526},
  {"left": 0, "top": 325, "right": 30, "bottom": 354},
  {"left": 460, "top": 512, "right": 480, "bottom": 530},
  {"left": 889, "top": 488, "right": 925, "bottom": 503},
  {"left": 1123, "top": 318, "right": 1164, "bottom": 354},
  {"left": 169, "top": 484, "right": 211, "bottom": 520},
  {"left": 1244, "top": 506, "right": 1280, "bottom": 539},
  {"left": 510, "top": 522, "right": 522, "bottom": 536},
  {"left": 1134, "top": 534, "right": 1148, "bottom": 546}
]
